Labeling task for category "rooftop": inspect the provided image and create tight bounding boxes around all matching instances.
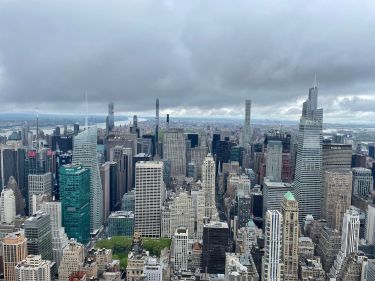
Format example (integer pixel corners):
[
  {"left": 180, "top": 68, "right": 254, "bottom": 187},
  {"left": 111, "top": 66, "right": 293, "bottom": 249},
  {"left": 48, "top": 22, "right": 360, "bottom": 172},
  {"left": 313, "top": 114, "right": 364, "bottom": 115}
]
[{"left": 284, "top": 191, "right": 295, "bottom": 201}]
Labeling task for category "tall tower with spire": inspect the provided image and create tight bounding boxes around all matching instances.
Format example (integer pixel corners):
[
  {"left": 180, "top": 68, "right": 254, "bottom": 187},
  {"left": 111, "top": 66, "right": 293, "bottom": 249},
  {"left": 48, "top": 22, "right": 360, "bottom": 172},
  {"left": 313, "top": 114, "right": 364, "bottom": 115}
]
[{"left": 294, "top": 80, "right": 323, "bottom": 223}]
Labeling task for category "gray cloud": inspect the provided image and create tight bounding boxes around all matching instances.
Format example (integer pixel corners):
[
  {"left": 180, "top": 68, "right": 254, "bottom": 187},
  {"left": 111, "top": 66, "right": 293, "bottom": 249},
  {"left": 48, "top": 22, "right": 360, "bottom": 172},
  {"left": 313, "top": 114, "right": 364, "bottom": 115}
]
[{"left": 1, "top": 0, "right": 375, "bottom": 121}]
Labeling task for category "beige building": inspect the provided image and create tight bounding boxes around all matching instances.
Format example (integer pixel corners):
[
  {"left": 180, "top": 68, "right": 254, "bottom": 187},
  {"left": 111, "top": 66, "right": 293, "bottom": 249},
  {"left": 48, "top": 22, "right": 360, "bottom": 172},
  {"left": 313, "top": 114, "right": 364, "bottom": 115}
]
[
  {"left": 281, "top": 192, "right": 299, "bottom": 281},
  {"left": 2, "top": 231, "right": 27, "bottom": 281},
  {"left": 15, "top": 255, "right": 51, "bottom": 281},
  {"left": 298, "top": 237, "right": 314, "bottom": 262},
  {"left": 323, "top": 169, "right": 352, "bottom": 232},
  {"left": 299, "top": 257, "right": 325, "bottom": 281},
  {"left": 202, "top": 154, "right": 216, "bottom": 219},
  {"left": 58, "top": 239, "right": 84, "bottom": 281}
]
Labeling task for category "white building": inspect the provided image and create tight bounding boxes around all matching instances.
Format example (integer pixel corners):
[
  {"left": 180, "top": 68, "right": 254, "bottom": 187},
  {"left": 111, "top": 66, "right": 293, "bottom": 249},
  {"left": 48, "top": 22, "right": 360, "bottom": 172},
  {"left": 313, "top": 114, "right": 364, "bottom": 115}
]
[
  {"left": 173, "top": 226, "right": 189, "bottom": 272},
  {"left": 143, "top": 257, "right": 163, "bottom": 281},
  {"left": 366, "top": 204, "right": 375, "bottom": 245},
  {"left": 191, "top": 185, "right": 206, "bottom": 240},
  {"left": 40, "top": 201, "right": 69, "bottom": 267},
  {"left": 263, "top": 177, "right": 292, "bottom": 219},
  {"left": 28, "top": 172, "right": 52, "bottom": 215},
  {"left": 202, "top": 154, "right": 216, "bottom": 219},
  {"left": 266, "top": 140, "right": 283, "bottom": 182},
  {"left": 73, "top": 126, "right": 103, "bottom": 233},
  {"left": 15, "top": 255, "right": 51, "bottom": 281},
  {"left": 58, "top": 239, "right": 84, "bottom": 281},
  {"left": 262, "top": 210, "right": 283, "bottom": 281},
  {"left": 135, "top": 161, "right": 164, "bottom": 238},
  {"left": 0, "top": 188, "right": 16, "bottom": 223}
]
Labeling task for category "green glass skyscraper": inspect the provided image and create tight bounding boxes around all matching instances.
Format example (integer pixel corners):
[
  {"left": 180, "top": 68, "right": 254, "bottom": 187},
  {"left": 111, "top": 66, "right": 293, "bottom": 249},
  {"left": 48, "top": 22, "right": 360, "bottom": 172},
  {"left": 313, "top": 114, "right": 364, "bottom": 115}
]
[{"left": 60, "top": 164, "right": 90, "bottom": 244}]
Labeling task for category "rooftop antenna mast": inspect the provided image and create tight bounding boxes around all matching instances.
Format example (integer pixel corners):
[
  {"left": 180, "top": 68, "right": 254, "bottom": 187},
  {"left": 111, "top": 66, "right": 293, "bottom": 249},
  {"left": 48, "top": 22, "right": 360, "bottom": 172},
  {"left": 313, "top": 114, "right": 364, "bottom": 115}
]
[{"left": 313, "top": 72, "right": 317, "bottom": 88}]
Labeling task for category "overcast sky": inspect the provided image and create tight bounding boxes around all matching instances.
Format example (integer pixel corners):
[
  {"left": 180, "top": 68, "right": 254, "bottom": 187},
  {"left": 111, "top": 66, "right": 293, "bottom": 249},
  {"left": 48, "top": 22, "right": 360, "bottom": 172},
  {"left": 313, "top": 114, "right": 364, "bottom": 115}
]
[{"left": 1, "top": 0, "right": 375, "bottom": 122}]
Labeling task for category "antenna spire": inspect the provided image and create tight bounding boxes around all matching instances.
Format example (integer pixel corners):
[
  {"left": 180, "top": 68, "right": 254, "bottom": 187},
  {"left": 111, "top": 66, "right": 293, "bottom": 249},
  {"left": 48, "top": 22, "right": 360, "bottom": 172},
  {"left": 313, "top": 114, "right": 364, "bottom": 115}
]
[
  {"left": 85, "top": 93, "right": 88, "bottom": 129},
  {"left": 313, "top": 72, "right": 317, "bottom": 88}
]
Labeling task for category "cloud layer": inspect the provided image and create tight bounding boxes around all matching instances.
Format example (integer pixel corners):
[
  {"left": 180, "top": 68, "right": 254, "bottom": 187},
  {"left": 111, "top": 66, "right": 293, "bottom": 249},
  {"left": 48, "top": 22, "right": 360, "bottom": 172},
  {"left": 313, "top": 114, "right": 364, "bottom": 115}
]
[{"left": 1, "top": 0, "right": 375, "bottom": 122}]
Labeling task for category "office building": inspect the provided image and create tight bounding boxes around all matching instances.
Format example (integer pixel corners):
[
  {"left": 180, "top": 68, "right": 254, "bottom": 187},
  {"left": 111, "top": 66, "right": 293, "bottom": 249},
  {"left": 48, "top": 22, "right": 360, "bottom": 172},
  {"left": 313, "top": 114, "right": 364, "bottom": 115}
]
[
  {"left": 58, "top": 239, "right": 84, "bottom": 281},
  {"left": 243, "top": 100, "right": 252, "bottom": 148},
  {"left": 262, "top": 210, "right": 283, "bottom": 281},
  {"left": 73, "top": 126, "right": 103, "bottom": 233},
  {"left": 173, "top": 226, "right": 189, "bottom": 272},
  {"left": 352, "top": 168, "right": 373, "bottom": 197},
  {"left": 122, "top": 190, "right": 135, "bottom": 212},
  {"left": 263, "top": 177, "right": 292, "bottom": 219},
  {"left": 202, "top": 154, "right": 216, "bottom": 219},
  {"left": 298, "top": 237, "right": 314, "bottom": 262},
  {"left": 15, "top": 255, "right": 51, "bottom": 281},
  {"left": 144, "top": 257, "right": 162, "bottom": 281},
  {"left": 155, "top": 98, "right": 160, "bottom": 156},
  {"left": 315, "top": 224, "right": 341, "bottom": 273},
  {"left": 0, "top": 146, "right": 25, "bottom": 197},
  {"left": 106, "top": 102, "right": 115, "bottom": 134},
  {"left": 60, "top": 164, "right": 90, "bottom": 244},
  {"left": 294, "top": 84, "right": 323, "bottom": 222},
  {"left": 2, "top": 231, "right": 27, "bottom": 281},
  {"left": 281, "top": 192, "right": 299, "bottom": 281},
  {"left": 135, "top": 161, "right": 164, "bottom": 238},
  {"left": 40, "top": 201, "right": 69, "bottom": 267},
  {"left": 0, "top": 188, "right": 16, "bottom": 223},
  {"left": 6, "top": 176, "right": 25, "bottom": 216},
  {"left": 202, "top": 221, "right": 229, "bottom": 274},
  {"left": 322, "top": 143, "right": 352, "bottom": 171},
  {"left": 323, "top": 169, "right": 352, "bottom": 231},
  {"left": 163, "top": 128, "right": 186, "bottom": 182},
  {"left": 108, "top": 211, "right": 134, "bottom": 237},
  {"left": 24, "top": 211, "right": 53, "bottom": 261},
  {"left": 299, "top": 257, "right": 325, "bottom": 281},
  {"left": 28, "top": 172, "right": 52, "bottom": 215},
  {"left": 225, "top": 253, "right": 259, "bottom": 281},
  {"left": 266, "top": 140, "right": 282, "bottom": 182},
  {"left": 366, "top": 204, "right": 375, "bottom": 245},
  {"left": 368, "top": 259, "right": 375, "bottom": 281}
]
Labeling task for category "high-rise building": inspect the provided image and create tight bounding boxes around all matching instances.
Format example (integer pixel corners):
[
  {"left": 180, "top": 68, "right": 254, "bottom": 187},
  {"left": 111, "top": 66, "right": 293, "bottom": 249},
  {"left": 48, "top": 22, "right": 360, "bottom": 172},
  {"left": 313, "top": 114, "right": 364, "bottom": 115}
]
[
  {"left": 173, "top": 226, "right": 189, "bottom": 272},
  {"left": 106, "top": 102, "right": 115, "bottom": 134},
  {"left": 294, "top": 84, "right": 323, "bottom": 223},
  {"left": 60, "top": 164, "right": 90, "bottom": 244},
  {"left": 0, "top": 188, "right": 16, "bottom": 223},
  {"left": 243, "top": 100, "right": 252, "bottom": 148},
  {"left": 225, "top": 253, "right": 259, "bottom": 281},
  {"left": 262, "top": 210, "right": 283, "bottom": 281},
  {"left": 323, "top": 169, "right": 352, "bottom": 231},
  {"left": 100, "top": 162, "right": 111, "bottom": 222},
  {"left": 108, "top": 211, "right": 134, "bottom": 237},
  {"left": 2, "top": 231, "right": 27, "bottom": 281},
  {"left": 315, "top": 224, "right": 341, "bottom": 273},
  {"left": 135, "top": 161, "right": 164, "bottom": 238},
  {"left": 73, "top": 126, "right": 103, "bottom": 233},
  {"left": 122, "top": 190, "right": 135, "bottom": 213},
  {"left": 6, "top": 176, "right": 25, "bottom": 216},
  {"left": 365, "top": 204, "right": 375, "bottom": 245},
  {"left": 330, "top": 207, "right": 360, "bottom": 278},
  {"left": 58, "top": 239, "right": 84, "bottom": 281},
  {"left": 263, "top": 177, "right": 292, "bottom": 219},
  {"left": 24, "top": 211, "right": 53, "bottom": 261},
  {"left": 322, "top": 143, "right": 352, "bottom": 171},
  {"left": 0, "top": 146, "right": 25, "bottom": 196},
  {"left": 202, "top": 221, "right": 229, "bottom": 274},
  {"left": 202, "top": 154, "right": 216, "bottom": 219},
  {"left": 352, "top": 168, "right": 373, "bottom": 197},
  {"left": 368, "top": 259, "right": 375, "bottom": 281},
  {"left": 266, "top": 140, "right": 282, "bottom": 182},
  {"left": 28, "top": 172, "right": 52, "bottom": 215},
  {"left": 40, "top": 201, "right": 69, "bottom": 267},
  {"left": 281, "top": 192, "right": 299, "bottom": 281},
  {"left": 15, "top": 255, "right": 52, "bottom": 281},
  {"left": 163, "top": 128, "right": 186, "bottom": 182},
  {"left": 143, "top": 257, "right": 163, "bottom": 281}
]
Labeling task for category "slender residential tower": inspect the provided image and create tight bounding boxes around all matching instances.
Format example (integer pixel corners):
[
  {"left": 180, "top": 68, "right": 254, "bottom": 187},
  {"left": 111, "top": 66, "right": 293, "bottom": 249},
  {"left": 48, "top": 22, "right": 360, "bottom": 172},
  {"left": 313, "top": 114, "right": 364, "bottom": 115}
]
[
  {"left": 155, "top": 98, "right": 159, "bottom": 156},
  {"left": 243, "top": 100, "right": 252, "bottom": 148},
  {"left": 107, "top": 102, "right": 114, "bottom": 133},
  {"left": 294, "top": 82, "right": 323, "bottom": 223}
]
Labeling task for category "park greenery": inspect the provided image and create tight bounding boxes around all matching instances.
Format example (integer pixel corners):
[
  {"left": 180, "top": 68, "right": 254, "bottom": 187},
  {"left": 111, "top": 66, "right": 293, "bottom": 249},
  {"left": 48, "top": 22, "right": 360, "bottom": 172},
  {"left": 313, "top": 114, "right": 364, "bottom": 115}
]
[{"left": 95, "top": 236, "right": 171, "bottom": 268}]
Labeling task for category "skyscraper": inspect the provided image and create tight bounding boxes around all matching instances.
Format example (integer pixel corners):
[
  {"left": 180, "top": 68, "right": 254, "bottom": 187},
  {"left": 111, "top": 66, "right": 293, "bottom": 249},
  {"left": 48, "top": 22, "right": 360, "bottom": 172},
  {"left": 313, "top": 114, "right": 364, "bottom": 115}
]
[
  {"left": 24, "top": 211, "right": 53, "bottom": 261},
  {"left": 106, "top": 102, "right": 114, "bottom": 133},
  {"left": 163, "top": 128, "right": 186, "bottom": 182},
  {"left": 135, "top": 161, "right": 164, "bottom": 238},
  {"left": 15, "top": 255, "right": 52, "bottom": 281},
  {"left": 202, "top": 154, "right": 216, "bottom": 219},
  {"left": 281, "top": 192, "right": 299, "bottom": 281},
  {"left": 323, "top": 169, "right": 352, "bottom": 231},
  {"left": 2, "top": 231, "right": 28, "bottom": 281},
  {"left": 173, "top": 226, "right": 189, "bottom": 272},
  {"left": 73, "top": 126, "right": 103, "bottom": 233},
  {"left": 28, "top": 172, "right": 52, "bottom": 215},
  {"left": 0, "top": 188, "right": 16, "bottom": 223},
  {"left": 58, "top": 239, "right": 84, "bottom": 281},
  {"left": 294, "top": 83, "right": 323, "bottom": 222},
  {"left": 60, "top": 164, "right": 90, "bottom": 244},
  {"left": 262, "top": 210, "right": 283, "bottom": 281},
  {"left": 266, "top": 140, "right": 283, "bottom": 182},
  {"left": 243, "top": 100, "right": 251, "bottom": 148},
  {"left": 352, "top": 167, "right": 373, "bottom": 197}
]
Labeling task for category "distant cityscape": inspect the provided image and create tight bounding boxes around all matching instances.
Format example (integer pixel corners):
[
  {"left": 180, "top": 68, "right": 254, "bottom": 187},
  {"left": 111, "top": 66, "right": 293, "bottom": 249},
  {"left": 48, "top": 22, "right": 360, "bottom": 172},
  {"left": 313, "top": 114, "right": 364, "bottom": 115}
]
[{"left": 0, "top": 82, "right": 375, "bottom": 281}]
